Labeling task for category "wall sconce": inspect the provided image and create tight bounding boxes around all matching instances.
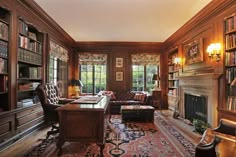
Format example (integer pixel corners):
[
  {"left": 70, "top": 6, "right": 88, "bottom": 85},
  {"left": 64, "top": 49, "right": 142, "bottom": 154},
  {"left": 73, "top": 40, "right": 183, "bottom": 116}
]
[
  {"left": 207, "top": 43, "right": 221, "bottom": 62},
  {"left": 174, "top": 57, "right": 182, "bottom": 65}
]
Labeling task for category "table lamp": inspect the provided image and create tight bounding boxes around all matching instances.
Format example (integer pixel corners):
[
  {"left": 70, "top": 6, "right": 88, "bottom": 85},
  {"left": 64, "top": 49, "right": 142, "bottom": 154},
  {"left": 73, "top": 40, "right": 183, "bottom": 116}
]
[{"left": 71, "top": 79, "right": 83, "bottom": 98}]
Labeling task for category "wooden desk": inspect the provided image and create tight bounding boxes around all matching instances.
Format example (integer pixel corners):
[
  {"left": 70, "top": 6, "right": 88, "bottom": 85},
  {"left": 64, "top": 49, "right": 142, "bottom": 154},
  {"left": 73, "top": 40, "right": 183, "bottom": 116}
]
[{"left": 56, "top": 96, "right": 110, "bottom": 156}]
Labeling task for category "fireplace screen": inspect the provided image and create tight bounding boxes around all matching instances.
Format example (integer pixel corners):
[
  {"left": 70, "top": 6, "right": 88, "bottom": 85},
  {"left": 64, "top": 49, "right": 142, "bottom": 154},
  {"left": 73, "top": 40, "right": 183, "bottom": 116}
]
[{"left": 184, "top": 93, "right": 207, "bottom": 123}]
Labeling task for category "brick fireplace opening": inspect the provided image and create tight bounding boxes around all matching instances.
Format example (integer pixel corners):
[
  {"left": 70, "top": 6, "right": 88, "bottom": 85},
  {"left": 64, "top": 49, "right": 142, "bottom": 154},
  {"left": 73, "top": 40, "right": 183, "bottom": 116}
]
[{"left": 178, "top": 73, "right": 221, "bottom": 127}]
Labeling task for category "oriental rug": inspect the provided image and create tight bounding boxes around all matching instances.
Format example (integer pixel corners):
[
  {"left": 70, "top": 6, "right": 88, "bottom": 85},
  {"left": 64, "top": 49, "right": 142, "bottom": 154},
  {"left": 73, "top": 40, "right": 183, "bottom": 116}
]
[{"left": 24, "top": 112, "right": 196, "bottom": 157}]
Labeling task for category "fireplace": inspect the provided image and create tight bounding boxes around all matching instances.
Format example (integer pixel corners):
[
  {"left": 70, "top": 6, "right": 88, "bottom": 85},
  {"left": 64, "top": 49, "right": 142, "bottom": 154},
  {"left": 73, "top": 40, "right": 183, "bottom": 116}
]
[
  {"left": 184, "top": 93, "right": 207, "bottom": 123},
  {"left": 178, "top": 73, "right": 221, "bottom": 127}
]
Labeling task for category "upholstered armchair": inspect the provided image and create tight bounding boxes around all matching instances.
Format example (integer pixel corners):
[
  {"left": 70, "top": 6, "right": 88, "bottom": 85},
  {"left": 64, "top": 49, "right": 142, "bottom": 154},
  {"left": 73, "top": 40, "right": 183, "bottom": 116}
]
[{"left": 36, "top": 83, "right": 72, "bottom": 138}]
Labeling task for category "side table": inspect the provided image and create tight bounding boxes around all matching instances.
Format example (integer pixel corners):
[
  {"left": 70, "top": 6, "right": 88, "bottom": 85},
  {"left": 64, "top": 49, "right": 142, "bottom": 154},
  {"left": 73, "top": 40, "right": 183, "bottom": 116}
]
[{"left": 151, "top": 90, "right": 162, "bottom": 109}]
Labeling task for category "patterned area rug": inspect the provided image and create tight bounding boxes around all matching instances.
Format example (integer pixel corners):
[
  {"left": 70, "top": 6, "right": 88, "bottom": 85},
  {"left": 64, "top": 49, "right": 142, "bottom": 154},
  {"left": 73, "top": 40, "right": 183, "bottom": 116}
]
[{"left": 24, "top": 112, "right": 196, "bottom": 157}]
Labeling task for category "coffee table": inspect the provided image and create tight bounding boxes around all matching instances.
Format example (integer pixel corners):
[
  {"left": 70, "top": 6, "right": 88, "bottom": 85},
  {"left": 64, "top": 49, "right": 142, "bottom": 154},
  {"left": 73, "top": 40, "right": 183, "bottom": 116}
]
[{"left": 121, "top": 105, "right": 154, "bottom": 122}]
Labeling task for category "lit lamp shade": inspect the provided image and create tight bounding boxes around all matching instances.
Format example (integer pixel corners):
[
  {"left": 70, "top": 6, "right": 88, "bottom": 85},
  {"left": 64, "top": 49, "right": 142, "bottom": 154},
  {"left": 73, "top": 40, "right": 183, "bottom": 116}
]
[
  {"left": 70, "top": 79, "right": 83, "bottom": 98},
  {"left": 152, "top": 74, "right": 160, "bottom": 91},
  {"left": 71, "top": 79, "right": 83, "bottom": 87}
]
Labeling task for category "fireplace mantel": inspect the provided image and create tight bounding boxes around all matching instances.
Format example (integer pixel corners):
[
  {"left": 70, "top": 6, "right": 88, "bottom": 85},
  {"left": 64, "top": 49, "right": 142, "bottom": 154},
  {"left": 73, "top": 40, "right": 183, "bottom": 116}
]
[
  {"left": 178, "top": 72, "right": 222, "bottom": 127},
  {"left": 177, "top": 73, "right": 222, "bottom": 80}
]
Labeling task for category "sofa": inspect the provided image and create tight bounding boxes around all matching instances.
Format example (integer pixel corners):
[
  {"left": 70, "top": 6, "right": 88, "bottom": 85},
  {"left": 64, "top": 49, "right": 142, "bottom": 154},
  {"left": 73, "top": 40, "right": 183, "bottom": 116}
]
[{"left": 98, "top": 90, "right": 152, "bottom": 114}]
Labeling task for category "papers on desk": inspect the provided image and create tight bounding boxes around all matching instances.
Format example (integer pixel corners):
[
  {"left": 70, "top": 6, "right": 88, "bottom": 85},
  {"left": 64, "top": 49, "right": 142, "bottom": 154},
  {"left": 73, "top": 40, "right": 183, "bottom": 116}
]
[{"left": 71, "top": 96, "right": 103, "bottom": 104}]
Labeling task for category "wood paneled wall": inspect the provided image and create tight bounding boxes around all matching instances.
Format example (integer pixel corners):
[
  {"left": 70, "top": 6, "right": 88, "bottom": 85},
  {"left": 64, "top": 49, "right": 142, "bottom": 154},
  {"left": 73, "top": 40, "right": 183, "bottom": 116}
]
[
  {"left": 74, "top": 42, "right": 163, "bottom": 92},
  {"left": 163, "top": 0, "right": 236, "bottom": 121}
]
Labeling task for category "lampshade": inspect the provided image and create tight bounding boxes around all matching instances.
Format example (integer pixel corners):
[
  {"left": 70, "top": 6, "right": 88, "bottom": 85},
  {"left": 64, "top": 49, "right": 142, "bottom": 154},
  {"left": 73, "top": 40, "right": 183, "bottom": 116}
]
[
  {"left": 152, "top": 74, "right": 160, "bottom": 81},
  {"left": 71, "top": 79, "right": 83, "bottom": 87}
]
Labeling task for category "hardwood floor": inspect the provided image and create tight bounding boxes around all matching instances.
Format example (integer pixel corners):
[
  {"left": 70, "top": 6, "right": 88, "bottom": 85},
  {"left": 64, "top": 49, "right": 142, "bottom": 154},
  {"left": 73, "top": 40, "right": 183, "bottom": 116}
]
[
  {"left": 0, "top": 126, "right": 51, "bottom": 157},
  {"left": 0, "top": 110, "right": 202, "bottom": 157}
]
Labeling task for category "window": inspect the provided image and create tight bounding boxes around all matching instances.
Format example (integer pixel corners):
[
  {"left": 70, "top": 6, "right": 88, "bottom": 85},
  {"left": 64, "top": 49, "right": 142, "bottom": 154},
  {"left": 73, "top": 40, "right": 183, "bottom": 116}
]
[
  {"left": 80, "top": 64, "right": 106, "bottom": 94},
  {"left": 132, "top": 65, "right": 158, "bottom": 92},
  {"left": 131, "top": 54, "right": 160, "bottom": 92},
  {"left": 48, "top": 41, "right": 68, "bottom": 97},
  {"left": 79, "top": 53, "right": 107, "bottom": 95},
  {"left": 48, "top": 56, "right": 57, "bottom": 84}
]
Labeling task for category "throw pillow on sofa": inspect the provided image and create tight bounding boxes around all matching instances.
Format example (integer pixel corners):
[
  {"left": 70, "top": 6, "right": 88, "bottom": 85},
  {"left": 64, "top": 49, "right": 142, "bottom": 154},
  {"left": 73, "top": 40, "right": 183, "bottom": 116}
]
[{"left": 134, "top": 93, "right": 146, "bottom": 102}]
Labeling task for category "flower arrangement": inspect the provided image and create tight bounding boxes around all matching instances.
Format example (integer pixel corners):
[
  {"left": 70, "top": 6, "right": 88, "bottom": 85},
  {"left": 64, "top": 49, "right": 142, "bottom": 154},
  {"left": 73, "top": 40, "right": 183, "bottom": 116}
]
[{"left": 193, "top": 119, "right": 211, "bottom": 134}]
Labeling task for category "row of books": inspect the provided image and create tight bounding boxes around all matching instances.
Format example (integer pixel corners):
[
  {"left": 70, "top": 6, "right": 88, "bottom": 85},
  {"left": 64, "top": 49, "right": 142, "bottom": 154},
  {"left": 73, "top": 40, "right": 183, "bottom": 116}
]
[
  {"left": 18, "top": 48, "right": 42, "bottom": 65},
  {"left": 225, "top": 67, "right": 236, "bottom": 84},
  {"left": 168, "top": 80, "right": 179, "bottom": 88},
  {"left": 168, "top": 89, "right": 178, "bottom": 96},
  {"left": 0, "top": 40, "right": 8, "bottom": 58},
  {"left": 18, "top": 35, "right": 42, "bottom": 53},
  {"left": 168, "top": 54, "right": 178, "bottom": 65},
  {"left": 0, "top": 75, "right": 8, "bottom": 92},
  {"left": 0, "top": 58, "right": 7, "bottom": 73},
  {"left": 18, "top": 20, "right": 28, "bottom": 36},
  {"left": 225, "top": 33, "right": 236, "bottom": 50},
  {"left": 226, "top": 96, "right": 236, "bottom": 111},
  {"left": 18, "top": 67, "right": 42, "bottom": 79},
  {"left": 168, "top": 65, "right": 178, "bottom": 72},
  {"left": 18, "top": 82, "right": 40, "bottom": 91},
  {"left": 225, "top": 15, "right": 236, "bottom": 33},
  {"left": 168, "top": 72, "right": 179, "bottom": 80},
  {"left": 0, "top": 21, "right": 8, "bottom": 41},
  {"left": 17, "top": 98, "right": 33, "bottom": 108}
]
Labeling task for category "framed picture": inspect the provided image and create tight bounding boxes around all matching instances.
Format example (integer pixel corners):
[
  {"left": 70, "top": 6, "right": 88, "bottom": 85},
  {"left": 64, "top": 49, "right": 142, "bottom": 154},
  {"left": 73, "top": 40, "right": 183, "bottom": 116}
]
[
  {"left": 115, "top": 71, "right": 123, "bottom": 81},
  {"left": 116, "top": 58, "right": 123, "bottom": 68},
  {"left": 184, "top": 38, "right": 204, "bottom": 65}
]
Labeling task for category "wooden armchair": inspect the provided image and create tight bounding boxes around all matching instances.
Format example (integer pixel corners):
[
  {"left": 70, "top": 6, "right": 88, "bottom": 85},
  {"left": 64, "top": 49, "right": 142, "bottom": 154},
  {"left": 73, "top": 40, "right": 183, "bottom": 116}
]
[
  {"left": 195, "top": 118, "right": 236, "bottom": 157},
  {"left": 36, "top": 83, "right": 73, "bottom": 138}
]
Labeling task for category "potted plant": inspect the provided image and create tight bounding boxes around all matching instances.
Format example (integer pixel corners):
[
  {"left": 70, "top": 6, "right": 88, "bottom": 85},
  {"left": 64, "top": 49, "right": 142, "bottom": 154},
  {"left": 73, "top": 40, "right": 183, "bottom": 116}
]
[{"left": 193, "top": 119, "right": 211, "bottom": 134}]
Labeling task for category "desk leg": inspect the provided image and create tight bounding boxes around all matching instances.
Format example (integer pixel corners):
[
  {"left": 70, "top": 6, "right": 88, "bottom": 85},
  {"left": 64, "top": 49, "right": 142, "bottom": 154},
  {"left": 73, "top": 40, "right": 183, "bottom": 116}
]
[
  {"left": 56, "top": 138, "right": 65, "bottom": 156},
  {"left": 97, "top": 143, "right": 105, "bottom": 157}
]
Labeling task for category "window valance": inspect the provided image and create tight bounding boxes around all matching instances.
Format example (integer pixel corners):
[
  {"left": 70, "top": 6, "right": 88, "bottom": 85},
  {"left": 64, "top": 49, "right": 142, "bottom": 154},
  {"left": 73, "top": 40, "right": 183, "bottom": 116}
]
[
  {"left": 131, "top": 54, "right": 160, "bottom": 65},
  {"left": 49, "top": 41, "right": 68, "bottom": 62},
  {"left": 78, "top": 53, "right": 107, "bottom": 65}
]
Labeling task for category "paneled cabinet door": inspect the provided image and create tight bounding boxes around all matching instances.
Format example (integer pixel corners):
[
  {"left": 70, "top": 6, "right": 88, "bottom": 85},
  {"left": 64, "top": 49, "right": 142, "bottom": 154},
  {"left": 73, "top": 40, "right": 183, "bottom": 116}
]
[{"left": 151, "top": 90, "right": 162, "bottom": 108}]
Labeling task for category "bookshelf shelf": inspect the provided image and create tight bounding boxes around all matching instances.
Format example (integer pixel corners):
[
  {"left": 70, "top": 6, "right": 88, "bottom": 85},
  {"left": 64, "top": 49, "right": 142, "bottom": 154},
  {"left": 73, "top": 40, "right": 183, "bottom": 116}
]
[
  {"left": 0, "top": 7, "right": 9, "bottom": 112},
  {"left": 0, "top": 18, "right": 8, "bottom": 25},
  {"left": 224, "top": 13, "right": 236, "bottom": 119},
  {"left": 167, "top": 47, "right": 179, "bottom": 111},
  {"left": 17, "top": 18, "right": 43, "bottom": 109}
]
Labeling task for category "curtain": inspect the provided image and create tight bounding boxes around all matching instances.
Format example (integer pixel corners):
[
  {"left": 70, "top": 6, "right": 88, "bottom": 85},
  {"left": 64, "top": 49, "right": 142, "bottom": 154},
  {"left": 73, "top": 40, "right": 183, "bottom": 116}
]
[
  {"left": 78, "top": 53, "right": 107, "bottom": 65},
  {"left": 49, "top": 40, "right": 68, "bottom": 62},
  {"left": 131, "top": 54, "right": 160, "bottom": 65}
]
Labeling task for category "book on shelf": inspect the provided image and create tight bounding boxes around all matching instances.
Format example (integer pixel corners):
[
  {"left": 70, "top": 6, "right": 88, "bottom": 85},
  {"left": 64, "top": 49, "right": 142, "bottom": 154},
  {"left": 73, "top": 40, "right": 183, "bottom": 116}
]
[
  {"left": 18, "top": 20, "right": 28, "bottom": 35},
  {"left": 225, "top": 34, "right": 236, "bottom": 49},
  {"left": 28, "top": 32, "right": 37, "bottom": 40},
  {"left": 0, "top": 75, "right": 7, "bottom": 92},
  {"left": 0, "top": 21, "right": 8, "bottom": 41},
  {"left": 225, "top": 51, "right": 236, "bottom": 66},
  {"left": 226, "top": 96, "right": 236, "bottom": 111},
  {"left": 225, "top": 15, "right": 236, "bottom": 32},
  {"left": 0, "top": 40, "right": 8, "bottom": 58}
]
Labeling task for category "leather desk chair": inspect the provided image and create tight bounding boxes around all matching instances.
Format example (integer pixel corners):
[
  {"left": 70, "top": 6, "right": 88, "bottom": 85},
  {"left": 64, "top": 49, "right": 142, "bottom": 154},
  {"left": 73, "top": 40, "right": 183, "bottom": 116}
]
[{"left": 36, "top": 83, "right": 72, "bottom": 138}]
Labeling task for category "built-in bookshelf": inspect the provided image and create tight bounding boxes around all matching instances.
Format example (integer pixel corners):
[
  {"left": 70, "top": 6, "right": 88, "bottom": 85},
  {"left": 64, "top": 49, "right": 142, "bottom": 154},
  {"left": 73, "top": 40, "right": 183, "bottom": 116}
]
[
  {"left": 224, "top": 13, "right": 236, "bottom": 115},
  {"left": 167, "top": 47, "right": 179, "bottom": 111},
  {"left": 17, "top": 18, "right": 43, "bottom": 108},
  {"left": 0, "top": 7, "right": 9, "bottom": 111}
]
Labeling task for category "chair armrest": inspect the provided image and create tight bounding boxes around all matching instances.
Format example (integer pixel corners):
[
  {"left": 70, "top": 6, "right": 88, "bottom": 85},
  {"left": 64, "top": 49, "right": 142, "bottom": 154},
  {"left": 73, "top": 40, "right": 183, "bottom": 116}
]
[
  {"left": 213, "top": 118, "right": 236, "bottom": 136},
  {"left": 59, "top": 98, "right": 74, "bottom": 104}
]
